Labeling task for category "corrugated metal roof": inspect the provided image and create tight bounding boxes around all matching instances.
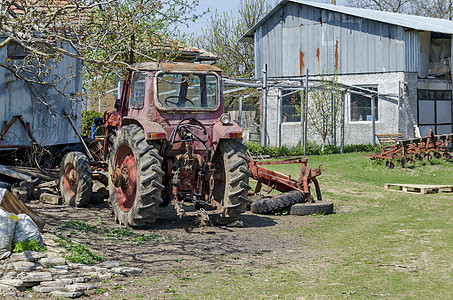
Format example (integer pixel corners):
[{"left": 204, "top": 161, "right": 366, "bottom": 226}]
[{"left": 242, "top": 0, "right": 453, "bottom": 40}]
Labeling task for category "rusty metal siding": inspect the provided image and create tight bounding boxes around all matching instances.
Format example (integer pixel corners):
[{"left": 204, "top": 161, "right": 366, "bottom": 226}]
[
  {"left": 255, "top": 3, "right": 409, "bottom": 78},
  {"left": 0, "top": 40, "right": 82, "bottom": 147}
]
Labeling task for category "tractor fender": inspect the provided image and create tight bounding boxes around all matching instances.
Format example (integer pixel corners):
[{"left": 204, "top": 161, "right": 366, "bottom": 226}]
[
  {"left": 211, "top": 121, "right": 243, "bottom": 146},
  {"left": 121, "top": 117, "right": 167, "bottom": 140}
]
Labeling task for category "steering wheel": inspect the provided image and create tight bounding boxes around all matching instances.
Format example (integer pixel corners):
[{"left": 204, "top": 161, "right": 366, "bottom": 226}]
[
  {"left": 174, "top": 118, "right": 209, "bottom": 143},
  {"left": 164, "top": 96, "right": 194, "bottom": 107}
]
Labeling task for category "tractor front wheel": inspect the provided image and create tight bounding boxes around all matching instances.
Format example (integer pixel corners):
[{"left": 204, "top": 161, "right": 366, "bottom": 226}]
[
  {"left": 108, "top": 124, "right": 164, "bottom": 227},
  {"left": 212, "top": 140, "right": 251, "bottom": 225}
]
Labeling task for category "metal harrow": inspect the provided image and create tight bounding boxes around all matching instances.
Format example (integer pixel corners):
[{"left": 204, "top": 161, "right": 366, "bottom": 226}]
[{"left": 363, "top": 129, "right": 453, "bottom": 168}]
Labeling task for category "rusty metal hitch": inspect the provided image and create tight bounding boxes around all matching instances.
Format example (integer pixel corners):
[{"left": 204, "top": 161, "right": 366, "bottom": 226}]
[{"left": 247, "top": 155, "right": 322, "bottom": 202}]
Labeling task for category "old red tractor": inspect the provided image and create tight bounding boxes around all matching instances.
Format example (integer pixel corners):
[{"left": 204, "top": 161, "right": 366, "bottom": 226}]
[{"left": 102, "top": 62, "right": 251, "bottom": 227}]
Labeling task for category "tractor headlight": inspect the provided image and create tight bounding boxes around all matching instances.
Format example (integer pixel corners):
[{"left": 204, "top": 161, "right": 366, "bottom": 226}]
[{"left": 220, "top": 113, "right": 231, "bottom": 125}]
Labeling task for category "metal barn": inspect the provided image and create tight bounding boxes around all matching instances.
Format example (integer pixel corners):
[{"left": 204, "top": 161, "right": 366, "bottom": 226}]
[
  {"left": 0, "top": 39, "right": 83, "bottom": 148},
  {"left": 242, "top": 0, "right": 453, "bottom": 146}
]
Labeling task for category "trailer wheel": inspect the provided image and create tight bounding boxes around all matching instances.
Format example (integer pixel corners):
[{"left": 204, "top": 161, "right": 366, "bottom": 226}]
[
  {"left": 289, "top": 201, "right": 334, "bottom": 216},
  {"left": 251, "top": 191, "right": 304, "bottom": 214},
  {"left": 59, "top": 151, "right": 92, "bottom": 207},
  {"left": 385, "top": 160, "right": 395, "bottom": 169},
  {"left": 108, "top": 124, "right": 164, "bottom": 227},
  {"left": 212, "top": 140, "right": 251, "bottom": 225}
]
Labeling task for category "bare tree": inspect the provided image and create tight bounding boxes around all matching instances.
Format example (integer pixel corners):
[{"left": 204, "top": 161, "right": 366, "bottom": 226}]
[
  {"left": 0, "top": 0, "right": 201, "bottom": 108},
  {"left": 347, "top": 0, "right": 453, "bottom": 19},
  {"left": 346, "top": 0, "right": 412, "bottom": 13},
  {"left": 190, "top": 0, "right": 273, "bottom": 79},
  {"left": 411, "top": 0, "right": 453, "bottom": 19},
  {"left": 308, "top": 77, "right": 345, "bottom": 151}
]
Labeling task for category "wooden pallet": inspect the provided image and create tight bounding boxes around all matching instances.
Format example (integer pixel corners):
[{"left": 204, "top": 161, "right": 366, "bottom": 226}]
[
  {"left": 385, "top": 183, "right": 453, "bottom": 194},
  {"left": 376, "top": 133, "right": 404, "bottom": 146}
]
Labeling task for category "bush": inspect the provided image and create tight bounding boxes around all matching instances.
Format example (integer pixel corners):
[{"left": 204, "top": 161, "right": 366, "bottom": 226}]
[
  {"left": 246, "top": 141, "right": 380, "bottom": 157},
  {"left": 306, "top": 141, "right": 322, "bottom": 155},
  {"left": 81, "top": 110, "right": 104, "bottom": 137},
  {"left": 323, "top": 144, "right": 341, "bottom": 155},
  {"left": 245, "top": 143, "right": 265, "bottom": 155},
  {"left": 344, "top": 143, "right": 380, "bottom": 153}
]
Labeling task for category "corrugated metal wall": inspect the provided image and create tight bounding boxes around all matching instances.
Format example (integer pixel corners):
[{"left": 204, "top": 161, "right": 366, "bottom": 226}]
[
  {"left": 0, "top": 38, "right": 83, "bottom": 147},
  {"left": 255, "top": 2, "right": 418, "bottom": 78}
]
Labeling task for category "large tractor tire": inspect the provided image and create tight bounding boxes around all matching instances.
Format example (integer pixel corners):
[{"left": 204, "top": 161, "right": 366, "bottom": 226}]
[
  {"left": 108, "top": 124, "right": 164, "bottom": 227},
  {"left": 251, "top": 190, "right": 303, "bottom": 214},
  {"left": 212, "top": 140, "right": 251, "bottom": 225},
  {"left": 59, "top": 151, "right": 92, "bottom": 207}
]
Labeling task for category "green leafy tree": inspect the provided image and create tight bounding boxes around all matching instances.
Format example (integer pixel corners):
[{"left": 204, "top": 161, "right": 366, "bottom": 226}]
[{"left": 0, "top": 0, "right": 202, "bottom": 108}]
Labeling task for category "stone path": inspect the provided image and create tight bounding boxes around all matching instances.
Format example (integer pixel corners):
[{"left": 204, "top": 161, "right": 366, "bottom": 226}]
[{"left": 0, "top": 243, "right": 142, "bottom": 298}]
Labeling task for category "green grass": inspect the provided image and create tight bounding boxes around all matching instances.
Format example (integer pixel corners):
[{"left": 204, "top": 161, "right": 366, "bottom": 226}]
[{"left": 141, "top": 153, "right": 453, "bottom": 299}]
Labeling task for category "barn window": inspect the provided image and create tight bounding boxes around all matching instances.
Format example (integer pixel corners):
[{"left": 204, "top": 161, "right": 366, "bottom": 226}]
[
  {"left": 350, "top": 87, "right": 378, "bottom": 122},
  {"left": 281, "top": 90, "right": 301, "bottom": 122},
  {"left": 7, "top": 42, "right": 27, "bottom": 59}
]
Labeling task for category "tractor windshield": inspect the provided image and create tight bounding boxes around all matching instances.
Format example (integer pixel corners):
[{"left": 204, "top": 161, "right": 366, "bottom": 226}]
[{"left": 157, "top": 73, "right": 218, "bottom": 109}]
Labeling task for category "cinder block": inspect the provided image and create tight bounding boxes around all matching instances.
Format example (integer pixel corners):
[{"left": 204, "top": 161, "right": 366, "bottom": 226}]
[{"left": 40, "top": 193, "right": 62, "bottom": 205}]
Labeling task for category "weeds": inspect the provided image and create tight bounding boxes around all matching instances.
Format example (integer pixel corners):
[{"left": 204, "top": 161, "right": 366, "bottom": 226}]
[
  {"left": 96, "top": 288, "right": 108, "bottom": 294},
  {"left": 54, "top": 235, "right": 104, "bottom": 265},
  {"left": 13, "top": 239, "right": 46, "bottom": 253},
  {"left": 53, "top": 220, "right": 174, "bottom": 243}
]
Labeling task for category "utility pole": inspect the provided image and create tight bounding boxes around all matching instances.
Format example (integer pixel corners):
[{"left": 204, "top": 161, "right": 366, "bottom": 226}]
[
  {"left": 262, "top": 64, "right": 268, "bottom": 147},
  {"left": 304, "top": 69, "right": 309, "bottom": 156}
]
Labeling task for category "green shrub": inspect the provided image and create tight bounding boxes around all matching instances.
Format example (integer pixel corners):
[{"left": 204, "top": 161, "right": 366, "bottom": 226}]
[
  {"left": 344, "top": 143, "right": 380, "bottom": 153},
  {"left": 81, "top": 110, "right": 104, "bottom": 137},
  {"left": 323, "top": 144, "right": 341, "bottom": 155},
  {"left": 245, "top": 143, "right": 265, "bottom": 155},
  {"left": 246, "top": 141, "right": 380, "bottom": 157},
  {"left": 265, "top": 147, "right": 280, "bottom": 157},
  {"left": 306, "top": 141, "right": 321, "bottom": 155}
]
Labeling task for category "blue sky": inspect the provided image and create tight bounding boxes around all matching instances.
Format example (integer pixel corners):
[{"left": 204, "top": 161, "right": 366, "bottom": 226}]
[{"left": 182, "top": 0, "right": 348, "bottom": 36}]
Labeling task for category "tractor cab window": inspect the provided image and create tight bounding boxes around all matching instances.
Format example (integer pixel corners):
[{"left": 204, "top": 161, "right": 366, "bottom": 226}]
[
  {"left": 157, "top": 73, "right": 218, "bottom": 109},
  {"left": 130, "top": 72, "right": 146, "bottom": 109}
]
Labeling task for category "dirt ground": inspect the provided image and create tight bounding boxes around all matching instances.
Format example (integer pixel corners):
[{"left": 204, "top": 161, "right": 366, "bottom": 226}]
[{"left": 28, "top": 198, "right": 316, "bottom": 299}]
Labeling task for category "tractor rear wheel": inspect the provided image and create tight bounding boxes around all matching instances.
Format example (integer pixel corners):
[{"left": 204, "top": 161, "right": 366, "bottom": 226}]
[
  {"left": 59, "top": 151, "right": 92, "bottom": 207},
  {"left": 212, "top": 140, "right": 251, "bottom": 225},
  {"left": 108, "top": 124, "right": 164, "bottom": 227}
]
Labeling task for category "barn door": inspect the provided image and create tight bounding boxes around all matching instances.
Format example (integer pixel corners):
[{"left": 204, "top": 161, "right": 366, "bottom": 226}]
[{"left": 417, "top": 90, "right": 452, "bottom": 136}]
